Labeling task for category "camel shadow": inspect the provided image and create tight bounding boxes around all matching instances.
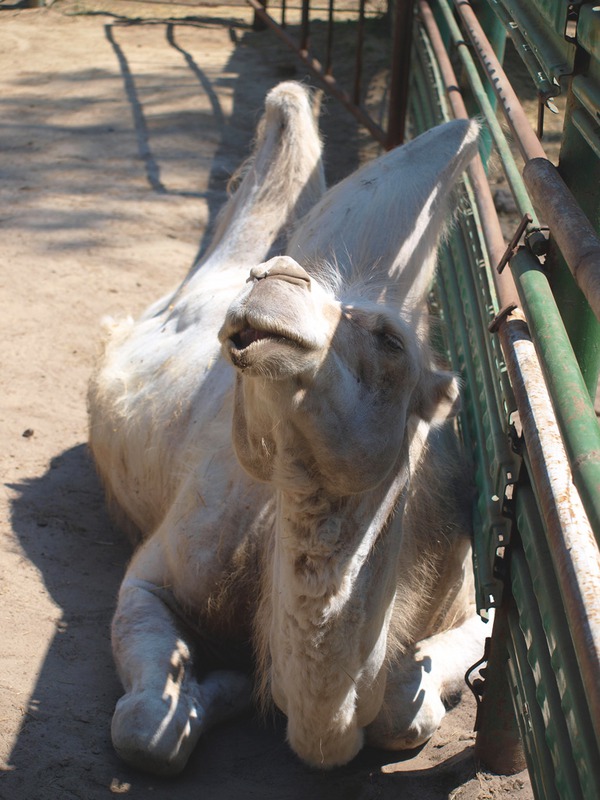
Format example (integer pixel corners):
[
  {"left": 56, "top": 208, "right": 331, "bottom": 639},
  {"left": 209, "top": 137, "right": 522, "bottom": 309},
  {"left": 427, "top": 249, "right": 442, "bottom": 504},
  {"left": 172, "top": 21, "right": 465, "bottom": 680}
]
[{"left": 4, "top": 453, "right": 477, "bottom": 798}]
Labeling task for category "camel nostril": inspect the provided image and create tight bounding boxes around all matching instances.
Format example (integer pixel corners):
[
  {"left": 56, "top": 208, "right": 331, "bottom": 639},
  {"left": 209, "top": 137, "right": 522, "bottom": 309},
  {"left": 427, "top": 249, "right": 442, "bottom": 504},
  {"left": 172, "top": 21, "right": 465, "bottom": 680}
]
[{"left": 248, "top": 257, "right": 311, "bottom": 289}]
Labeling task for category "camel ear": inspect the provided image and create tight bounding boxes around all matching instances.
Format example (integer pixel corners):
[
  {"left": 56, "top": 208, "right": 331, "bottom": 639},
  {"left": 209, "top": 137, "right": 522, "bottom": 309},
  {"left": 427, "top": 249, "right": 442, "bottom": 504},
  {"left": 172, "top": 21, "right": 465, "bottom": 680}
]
[
  {"left": 413, "top": 368, "right": 461, "bottom": 423},
  {"left": 287, "top": 119, "right": 480, "bottom": 305}
]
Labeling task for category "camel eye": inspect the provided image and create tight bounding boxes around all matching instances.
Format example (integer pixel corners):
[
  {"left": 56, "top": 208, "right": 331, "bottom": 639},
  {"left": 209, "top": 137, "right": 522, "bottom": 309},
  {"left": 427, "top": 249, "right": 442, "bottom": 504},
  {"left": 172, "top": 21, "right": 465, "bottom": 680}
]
[{"left": 378, "top": 329, "right": 404, "bottom": 352}]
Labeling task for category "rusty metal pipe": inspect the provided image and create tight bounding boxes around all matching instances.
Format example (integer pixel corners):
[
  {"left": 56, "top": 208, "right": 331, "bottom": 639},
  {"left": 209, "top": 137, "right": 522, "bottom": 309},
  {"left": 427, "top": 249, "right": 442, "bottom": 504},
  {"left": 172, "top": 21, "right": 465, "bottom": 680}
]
[
  {"left": 501, "top": 318, "right": 600, "bottom": 750},
  {"left": 418, "top": 1, "right": 517, "bottom": 311},
  {"left": 325, "top": 0, "right": 334, "bottom": 75},
  {"left": 300, "top": 0, "right": 310, "bottom": 51},
  {"left": 523, "top": 158, "right": 600, "bottom": 324},
  {"left": 453, "top": 0, "right": 546, "bottom": 164}
]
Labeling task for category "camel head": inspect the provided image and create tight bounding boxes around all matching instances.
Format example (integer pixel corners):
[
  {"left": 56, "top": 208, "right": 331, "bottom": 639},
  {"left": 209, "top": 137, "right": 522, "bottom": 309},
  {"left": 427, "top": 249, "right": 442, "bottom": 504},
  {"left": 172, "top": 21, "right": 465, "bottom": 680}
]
[
  {"left": 219, "top": 255, "right": 458, "bottom": 496},
  {"left": 219, "top": 119, "right": 478, "bottom": 497}
]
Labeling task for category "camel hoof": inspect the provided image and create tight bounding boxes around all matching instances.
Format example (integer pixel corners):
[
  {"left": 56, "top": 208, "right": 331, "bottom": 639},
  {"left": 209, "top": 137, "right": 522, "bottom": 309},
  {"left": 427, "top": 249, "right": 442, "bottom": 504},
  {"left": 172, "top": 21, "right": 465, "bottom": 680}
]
[{"left": 111, "top": 690, "right": 202, "bottom": 776}]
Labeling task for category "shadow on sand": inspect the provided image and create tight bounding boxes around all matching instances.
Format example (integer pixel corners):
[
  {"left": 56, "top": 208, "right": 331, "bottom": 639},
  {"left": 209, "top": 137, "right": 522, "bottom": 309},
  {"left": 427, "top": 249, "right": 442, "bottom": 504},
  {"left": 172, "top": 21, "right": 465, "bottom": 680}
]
[{"left": 3, "top": 14, "right": 476, "bottom": 800}]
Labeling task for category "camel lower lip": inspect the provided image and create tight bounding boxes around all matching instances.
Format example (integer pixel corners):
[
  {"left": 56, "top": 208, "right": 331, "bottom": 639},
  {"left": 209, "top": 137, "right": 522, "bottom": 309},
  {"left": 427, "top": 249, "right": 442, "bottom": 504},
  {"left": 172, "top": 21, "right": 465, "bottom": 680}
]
[{"left": 231, "top": 327, "right": 279, "bottom": 350}]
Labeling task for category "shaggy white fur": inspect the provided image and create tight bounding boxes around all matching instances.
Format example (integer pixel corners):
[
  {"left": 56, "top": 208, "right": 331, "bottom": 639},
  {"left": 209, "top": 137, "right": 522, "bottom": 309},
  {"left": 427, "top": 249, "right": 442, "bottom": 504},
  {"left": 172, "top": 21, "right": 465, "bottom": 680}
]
[{"left": 88, "top": 80, "right": 486, "bottom": 776}]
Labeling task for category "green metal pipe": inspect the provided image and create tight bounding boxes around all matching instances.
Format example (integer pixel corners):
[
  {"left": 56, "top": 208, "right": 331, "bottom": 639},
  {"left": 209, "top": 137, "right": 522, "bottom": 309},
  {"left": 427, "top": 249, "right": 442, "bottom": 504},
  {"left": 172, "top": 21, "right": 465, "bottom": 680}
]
[
  {"left": 419, "top": 17, "right": 452, "bottom": 121},
  {"left": 509, "top": 246, "right": 600, "bottom": 539},
  {"left": 522, "top": 158, "right": 600, "bottom": 330},
  {"left": 499, "top": 314, "right": 600, "bottom": 751},
  {"left": 436, "top": 242, "right": 494, "bottom": 491},
  {"left": 432, "top": 0, "right": 544, "bottom": 244}
]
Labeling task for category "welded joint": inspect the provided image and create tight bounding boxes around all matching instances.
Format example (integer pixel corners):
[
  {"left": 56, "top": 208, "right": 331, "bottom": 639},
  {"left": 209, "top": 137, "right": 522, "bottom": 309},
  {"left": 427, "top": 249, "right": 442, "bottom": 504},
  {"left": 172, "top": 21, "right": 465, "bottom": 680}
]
[
  {"left": 465, "top": 636, "right": 491, "bottom": 731},
  {"left": 495, "top": 213, "right": 549, "bottom": 277},
  {"left": 537, "top": 94, "right": 560, "bottom": 140},
  {"left": 496, "top": 214, "right": 533, "bottom": 274},
  {"left": 488, "top": 303, "right": 518, "bottom": 333},
  {"left": 565, "top": 3, "right": 583, "bottom": 44}
]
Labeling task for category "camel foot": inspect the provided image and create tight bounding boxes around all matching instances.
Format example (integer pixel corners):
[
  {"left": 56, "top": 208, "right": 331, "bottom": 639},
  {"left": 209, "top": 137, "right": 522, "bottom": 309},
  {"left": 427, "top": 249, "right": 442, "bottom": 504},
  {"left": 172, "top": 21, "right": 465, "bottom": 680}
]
[{"left": 111, "top": 671, "right": 253, "bottom": 775}]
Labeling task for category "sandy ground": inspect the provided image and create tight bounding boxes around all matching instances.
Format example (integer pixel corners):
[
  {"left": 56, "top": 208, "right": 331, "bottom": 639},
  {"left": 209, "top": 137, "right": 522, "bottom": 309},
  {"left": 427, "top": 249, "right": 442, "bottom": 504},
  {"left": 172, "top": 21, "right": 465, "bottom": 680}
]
[{"left": 0, "top": 6, "right": 533, "bottom": 799}]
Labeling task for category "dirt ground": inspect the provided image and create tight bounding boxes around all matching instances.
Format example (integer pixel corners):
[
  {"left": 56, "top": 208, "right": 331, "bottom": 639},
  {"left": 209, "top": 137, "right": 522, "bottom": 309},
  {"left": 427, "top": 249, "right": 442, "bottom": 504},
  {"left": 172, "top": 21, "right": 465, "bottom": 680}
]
[{"left": 0, "top": 5, "right": 533, "bottom": 799}]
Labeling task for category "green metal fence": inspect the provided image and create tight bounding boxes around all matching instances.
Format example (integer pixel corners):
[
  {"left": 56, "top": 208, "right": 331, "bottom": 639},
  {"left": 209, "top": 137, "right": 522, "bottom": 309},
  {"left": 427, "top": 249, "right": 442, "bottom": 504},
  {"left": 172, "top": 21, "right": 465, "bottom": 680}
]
[
  {"left": 252, "top": 0, "right": 600, "bottom": 796},
  {"left": 406, "top": 2, "right": 600, "bottom": 798}
]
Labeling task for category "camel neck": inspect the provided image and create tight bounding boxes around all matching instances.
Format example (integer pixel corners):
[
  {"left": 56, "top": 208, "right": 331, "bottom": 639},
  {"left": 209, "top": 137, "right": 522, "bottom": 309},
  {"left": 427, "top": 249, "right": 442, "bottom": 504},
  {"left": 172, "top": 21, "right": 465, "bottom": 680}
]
[{"left": 263, "top": 466, "right": 410, "bottom": 766}]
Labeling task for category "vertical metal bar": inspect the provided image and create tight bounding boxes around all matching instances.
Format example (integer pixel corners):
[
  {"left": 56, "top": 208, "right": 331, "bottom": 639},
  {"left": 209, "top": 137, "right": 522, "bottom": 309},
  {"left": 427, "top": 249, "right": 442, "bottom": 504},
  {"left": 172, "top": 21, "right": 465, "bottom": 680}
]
[
  {"left": 325, "top": 0, "right": 334, "bottom": 75},
  {"left": 252, "top": 0, "right": 268, "bottom": 31},
  {"left": 300, "top": 0, "right": 310, "bottom": 53},
  {"left": 387, "top": 0, "right": 416, "bottom": 148},
  {"left": 474, "top": 601, "right": 527, "bottom": 775},
  {"left": 353, "top": 0, "right": 366, "bottom": 105}
]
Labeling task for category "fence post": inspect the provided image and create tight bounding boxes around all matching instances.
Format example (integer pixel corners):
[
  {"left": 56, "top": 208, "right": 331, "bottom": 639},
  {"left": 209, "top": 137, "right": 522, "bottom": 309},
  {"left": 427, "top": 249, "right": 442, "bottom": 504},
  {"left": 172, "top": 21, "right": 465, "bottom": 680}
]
[
  {"left": 475, "top": 598, "right": 527, "bottom": 775},
  {"left": 387, "top": 0, "right": 415, "bottom": 148}
]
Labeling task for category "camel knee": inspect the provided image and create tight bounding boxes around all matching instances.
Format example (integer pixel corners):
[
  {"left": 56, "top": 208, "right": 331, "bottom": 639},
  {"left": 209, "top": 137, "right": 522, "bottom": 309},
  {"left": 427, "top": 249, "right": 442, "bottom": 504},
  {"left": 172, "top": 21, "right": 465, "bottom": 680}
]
[{"left": 367, "top": 686, "right": 445, "bottom": 750}]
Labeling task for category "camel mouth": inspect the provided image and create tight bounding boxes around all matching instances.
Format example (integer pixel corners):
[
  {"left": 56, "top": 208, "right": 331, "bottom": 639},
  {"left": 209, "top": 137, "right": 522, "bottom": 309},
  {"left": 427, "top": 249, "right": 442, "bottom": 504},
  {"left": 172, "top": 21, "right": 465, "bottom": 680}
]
[
  {"left": 222, "top": 320, "right": 318, "bottom": 373},
  {"left": 225, "top": 324, "right": 307, "bottom": 360},
  {"left": 230, "top": 327, "right": 282, "bottom": 350}
]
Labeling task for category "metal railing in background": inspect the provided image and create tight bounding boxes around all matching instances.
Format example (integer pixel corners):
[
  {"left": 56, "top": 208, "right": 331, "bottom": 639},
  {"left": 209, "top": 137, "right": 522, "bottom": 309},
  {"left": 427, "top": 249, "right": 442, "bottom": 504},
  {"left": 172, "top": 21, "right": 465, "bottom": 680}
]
[
  {"left": 247, "top": 0, "right": 414, "bottom": 147},
  {"left": 251, "top": 1, "right": 600, "bottom": 797}
]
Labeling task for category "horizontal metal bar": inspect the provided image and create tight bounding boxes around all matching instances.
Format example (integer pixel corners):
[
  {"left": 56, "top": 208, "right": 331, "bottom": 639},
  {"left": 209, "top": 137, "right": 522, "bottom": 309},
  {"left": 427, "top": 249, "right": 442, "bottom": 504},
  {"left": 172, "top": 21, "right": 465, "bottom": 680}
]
[{"left": 523, "top": 157, "right": 600, "bottom": 324}]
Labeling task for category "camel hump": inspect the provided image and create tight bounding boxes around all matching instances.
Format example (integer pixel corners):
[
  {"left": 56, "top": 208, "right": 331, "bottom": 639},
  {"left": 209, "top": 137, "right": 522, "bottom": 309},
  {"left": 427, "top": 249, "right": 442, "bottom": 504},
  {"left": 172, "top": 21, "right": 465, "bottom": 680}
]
[{"left": 194, "top": 80, "right": 326, "bottom": 274}]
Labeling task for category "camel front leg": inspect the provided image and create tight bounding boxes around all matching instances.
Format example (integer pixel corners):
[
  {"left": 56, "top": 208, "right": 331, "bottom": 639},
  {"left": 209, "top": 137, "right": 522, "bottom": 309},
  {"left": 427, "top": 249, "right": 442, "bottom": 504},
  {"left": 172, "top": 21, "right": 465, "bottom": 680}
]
[
  {"left": 367, "top": 614, "right": 488, "bottom": 750},
  {"left": 111, "top": 541, "right": 252, "bottom": 775}
]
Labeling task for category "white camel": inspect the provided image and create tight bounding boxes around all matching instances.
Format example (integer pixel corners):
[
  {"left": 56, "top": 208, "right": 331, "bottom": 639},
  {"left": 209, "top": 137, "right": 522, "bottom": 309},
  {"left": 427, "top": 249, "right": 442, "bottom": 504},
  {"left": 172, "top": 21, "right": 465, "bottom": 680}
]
[{"left": 88, "top": 81, "right": 485, "bottom": 776}]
